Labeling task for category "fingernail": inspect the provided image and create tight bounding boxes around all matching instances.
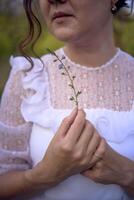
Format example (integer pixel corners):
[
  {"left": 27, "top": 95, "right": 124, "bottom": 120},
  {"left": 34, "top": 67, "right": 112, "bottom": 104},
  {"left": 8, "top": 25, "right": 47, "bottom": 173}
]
[
  {"left": 78, "top": 106, "right": 82, "bottom": 109},
  {"left": 78, "top": 108, "right": 84, "bottom": 112},
  {"left": 70, "top": 107, "right": 77, "bottom": 116}
]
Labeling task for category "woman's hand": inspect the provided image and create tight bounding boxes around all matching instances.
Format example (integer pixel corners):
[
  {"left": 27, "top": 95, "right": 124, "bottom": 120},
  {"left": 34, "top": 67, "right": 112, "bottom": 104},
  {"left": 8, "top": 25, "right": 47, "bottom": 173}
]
[
  {"left": 82, "top": 142, "right": 134, "bottom": 195},
  {"left": 25, "top": 108, "right": 104, "bottom": 189}
]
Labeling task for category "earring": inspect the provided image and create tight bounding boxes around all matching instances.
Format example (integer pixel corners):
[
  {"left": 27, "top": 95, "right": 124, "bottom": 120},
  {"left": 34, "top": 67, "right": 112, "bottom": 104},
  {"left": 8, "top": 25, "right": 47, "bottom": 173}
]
[{"left": 111, "top": 4, "right": 117, "bottom": 12}]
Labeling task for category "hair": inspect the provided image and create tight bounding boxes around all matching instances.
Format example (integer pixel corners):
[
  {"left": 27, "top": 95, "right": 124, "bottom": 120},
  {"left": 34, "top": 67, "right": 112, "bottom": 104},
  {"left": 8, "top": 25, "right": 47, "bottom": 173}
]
[
  {"left": 19, "top": 0, "right": 42, "bottom": 68},
  {"left": 19, "top": 0, "right": 133, "bottom": 67}
]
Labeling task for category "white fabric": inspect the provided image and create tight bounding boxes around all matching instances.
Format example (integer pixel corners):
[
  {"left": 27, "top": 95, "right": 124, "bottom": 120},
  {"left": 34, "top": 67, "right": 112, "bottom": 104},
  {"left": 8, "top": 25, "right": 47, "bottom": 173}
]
[
  {"left": 10, "top": 48, "right": 134, "bottom": 199},
  {"left": 41, "top": 48, "right": 134, "bottom": 111},
  {"left": 29, "top": 108, "right": 134, "bottom": 200}
]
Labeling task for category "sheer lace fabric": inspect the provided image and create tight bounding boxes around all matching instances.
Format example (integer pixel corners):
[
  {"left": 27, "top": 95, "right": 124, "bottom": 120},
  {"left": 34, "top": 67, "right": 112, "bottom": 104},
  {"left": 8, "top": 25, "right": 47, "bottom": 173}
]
[
  {"left": 0, "top": 67, "right": 32, "bottom": 174},
  {"left": 45, "top": 48, "right": 134, "bottom": 111}
]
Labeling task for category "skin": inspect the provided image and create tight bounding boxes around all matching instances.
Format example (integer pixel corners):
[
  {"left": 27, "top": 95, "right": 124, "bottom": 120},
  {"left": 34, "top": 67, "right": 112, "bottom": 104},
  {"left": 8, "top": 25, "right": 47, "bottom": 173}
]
[
  {"left": 82, "top": 144, "right": 134, "bottom": 196},
  {"left": 0, "top": 0, "right": 134, "bottom": 198},
  {"left": 39, "top": 0, "right": 117, "bottom": 67}
]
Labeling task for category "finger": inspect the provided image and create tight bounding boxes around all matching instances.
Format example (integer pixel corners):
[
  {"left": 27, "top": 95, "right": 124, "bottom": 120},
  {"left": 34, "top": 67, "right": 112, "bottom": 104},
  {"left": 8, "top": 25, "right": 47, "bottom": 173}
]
[
  {"left": 82, "top": 161, "right": 102, "bottom": 178},
  {"left": 87, "top": 131, "right": 101, "bottom": 159},
  {"left": 65, "top": 109, "right": 86, "bottom": 143},
  {"left": 90, "top": 154, "right": 102, "bottom": 166},
  {"left": 77, "top": 120, "right": 94, "bottom": 151},
  {"left": 57, "top": 107, "right": 78, "bottom": 136},
  {"left": 90, "top": 138, "right": 106, "bottom": 166}
]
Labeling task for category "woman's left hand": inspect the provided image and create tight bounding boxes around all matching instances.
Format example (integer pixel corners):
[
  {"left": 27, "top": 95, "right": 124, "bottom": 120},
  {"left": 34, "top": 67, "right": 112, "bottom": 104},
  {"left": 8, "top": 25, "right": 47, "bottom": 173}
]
[{"left": 82, "top": 142, "right": 134, "bottom": 190}]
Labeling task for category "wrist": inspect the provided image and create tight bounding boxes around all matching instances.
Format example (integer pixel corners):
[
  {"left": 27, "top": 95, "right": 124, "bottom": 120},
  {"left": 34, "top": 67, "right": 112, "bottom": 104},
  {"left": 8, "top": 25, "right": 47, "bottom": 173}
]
[
  {"left": 117, "top": 158, "right": 134, "bottom": 188},
  {"left": 24, "top": 167, "right": 46, "bottom": 190},
  {"left": 24, "top": 162, "right": 57, "bottom": 190}
]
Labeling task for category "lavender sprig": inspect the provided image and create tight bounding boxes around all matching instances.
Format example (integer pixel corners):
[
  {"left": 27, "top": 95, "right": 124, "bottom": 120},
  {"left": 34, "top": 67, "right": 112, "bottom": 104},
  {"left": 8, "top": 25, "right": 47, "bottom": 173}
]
[{"left": 47, "top": 48, "right": 82, "bottom": 107}]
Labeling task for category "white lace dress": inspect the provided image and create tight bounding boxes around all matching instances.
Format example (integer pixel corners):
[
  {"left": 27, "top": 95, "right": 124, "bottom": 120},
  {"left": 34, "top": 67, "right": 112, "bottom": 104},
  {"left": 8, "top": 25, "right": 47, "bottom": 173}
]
[{"left": 0, "top": 48, "right": 134, "bottom": 200}]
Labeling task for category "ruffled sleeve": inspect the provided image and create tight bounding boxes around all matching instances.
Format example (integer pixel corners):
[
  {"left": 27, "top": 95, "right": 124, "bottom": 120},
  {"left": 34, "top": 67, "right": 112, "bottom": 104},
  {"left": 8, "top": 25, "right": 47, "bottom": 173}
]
[
  {"left": 0, "top": 56, "right": 33, "bottom": 174},
  {"left": 20, "top": 54, "right": 53, "bottom": 127}
]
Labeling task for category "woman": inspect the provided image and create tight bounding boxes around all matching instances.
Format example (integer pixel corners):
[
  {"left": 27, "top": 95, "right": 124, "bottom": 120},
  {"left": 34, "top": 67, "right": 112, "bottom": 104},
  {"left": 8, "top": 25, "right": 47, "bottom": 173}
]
[{"left": 0, "top": 0, "right": 134, "bottom": 199}]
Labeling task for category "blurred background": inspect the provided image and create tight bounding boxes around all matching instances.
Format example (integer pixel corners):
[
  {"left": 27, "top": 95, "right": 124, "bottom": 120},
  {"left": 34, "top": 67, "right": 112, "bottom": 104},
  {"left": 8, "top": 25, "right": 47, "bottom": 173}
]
[{"left": 0, "top": 0, "right": 134, "bottom": 96}]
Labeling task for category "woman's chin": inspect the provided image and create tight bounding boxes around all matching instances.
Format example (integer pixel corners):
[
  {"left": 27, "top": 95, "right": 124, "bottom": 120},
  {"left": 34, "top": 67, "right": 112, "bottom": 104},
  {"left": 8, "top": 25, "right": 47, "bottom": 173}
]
[{"left": 51, "top": 28, "right": 76, "bottom": 42}]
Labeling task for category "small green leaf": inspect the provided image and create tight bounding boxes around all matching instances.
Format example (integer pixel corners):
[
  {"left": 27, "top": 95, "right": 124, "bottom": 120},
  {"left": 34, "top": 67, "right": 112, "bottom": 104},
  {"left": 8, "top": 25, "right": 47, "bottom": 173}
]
[
  {"left": 61, "top": 72, "right": 66, "bottom": 75},
  {"left": 61, "top": 56, "right": 66, "bottom": 60},
  {"left": 68, "top": 84, "right": 73, "bottom": 88},
  {"left": 72, "top": 76, "right": 76, "bottom": 80},
  {"left": 70, "top": 96, "right": 74, "bottom": 101},
  {"left": 76, "top": 91, "right": 82, "bottom": 97},
  {"left": 58, "top": 64, "right": 64, "bottom": 69}
]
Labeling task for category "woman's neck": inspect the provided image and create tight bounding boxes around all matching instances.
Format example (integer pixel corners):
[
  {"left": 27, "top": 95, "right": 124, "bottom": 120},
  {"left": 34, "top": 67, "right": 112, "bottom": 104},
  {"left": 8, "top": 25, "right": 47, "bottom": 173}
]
[{"left": 64, "top": 25, "right": 116, "bottom": 68}]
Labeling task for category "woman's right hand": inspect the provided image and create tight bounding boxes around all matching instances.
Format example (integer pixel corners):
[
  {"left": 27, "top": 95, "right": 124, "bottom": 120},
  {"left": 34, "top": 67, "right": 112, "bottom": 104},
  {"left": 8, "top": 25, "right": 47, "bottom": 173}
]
[{"left": 25, "top": 108, "right": 105, "bottom": 189}]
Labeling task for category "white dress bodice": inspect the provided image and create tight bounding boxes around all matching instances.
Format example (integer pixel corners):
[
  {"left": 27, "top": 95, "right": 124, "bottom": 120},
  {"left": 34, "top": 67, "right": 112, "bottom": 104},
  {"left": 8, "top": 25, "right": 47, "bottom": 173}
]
[
  {"left": 18, "top": 48, "right": 134, "bottom": 200},
  {"left": 29, "top": 108, "right": 134, "bottom": 200}
]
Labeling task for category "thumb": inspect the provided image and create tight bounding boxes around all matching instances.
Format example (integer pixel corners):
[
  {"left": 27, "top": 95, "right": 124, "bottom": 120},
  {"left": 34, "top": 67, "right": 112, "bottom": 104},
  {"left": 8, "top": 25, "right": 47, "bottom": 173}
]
[
  {"left": 68, "top": 107, "right": 78, "bottom": 120},
  {"left": 58, "top": 107, "right": 78, "bottom": 136},
  {"left": 82, "top": 169, "right": 95, "bottom": 180}
]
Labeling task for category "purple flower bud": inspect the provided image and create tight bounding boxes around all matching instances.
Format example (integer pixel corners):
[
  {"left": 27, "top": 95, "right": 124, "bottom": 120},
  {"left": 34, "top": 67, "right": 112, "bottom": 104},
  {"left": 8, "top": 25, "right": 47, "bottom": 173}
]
[
  {"left": 61, "top": 56, "right": 66, "bottom": 60},
  {"left": 58, "top": 64, "right": 64, "bottom": 69}
]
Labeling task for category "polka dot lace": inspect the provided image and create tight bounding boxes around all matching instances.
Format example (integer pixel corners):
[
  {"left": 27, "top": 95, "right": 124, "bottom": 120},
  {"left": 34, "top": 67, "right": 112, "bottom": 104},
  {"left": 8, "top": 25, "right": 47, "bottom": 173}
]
[{"left": 46, "top": 48, "right": 134, "bottom": 111}]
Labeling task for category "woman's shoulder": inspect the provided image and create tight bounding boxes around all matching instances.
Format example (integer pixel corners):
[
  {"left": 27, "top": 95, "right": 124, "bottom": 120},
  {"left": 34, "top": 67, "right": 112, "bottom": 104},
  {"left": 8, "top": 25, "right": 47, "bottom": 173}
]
[
  {"left": 8, "top": 54, "right": 52, "bottom": 122},
  {"left": 41, "top": 48, "right": 63, "bottom": 65},
  {"left": 41, "top": 52, "right": 54, "bottom": 64},
  {"left": 120, "top": 49, "right": 134, "bottom": 68},
  {"left": 117, "top": 49, "right": 134, "bottom": 82},
  {"left": 9, "top": 47, "right": 65, "bottom": 73}
]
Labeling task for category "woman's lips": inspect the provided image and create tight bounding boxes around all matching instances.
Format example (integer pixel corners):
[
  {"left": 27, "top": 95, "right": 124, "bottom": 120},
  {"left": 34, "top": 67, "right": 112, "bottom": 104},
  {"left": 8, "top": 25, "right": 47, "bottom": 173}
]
[{"left": 52, "top": 11, "right": 73, "bottom": 21}]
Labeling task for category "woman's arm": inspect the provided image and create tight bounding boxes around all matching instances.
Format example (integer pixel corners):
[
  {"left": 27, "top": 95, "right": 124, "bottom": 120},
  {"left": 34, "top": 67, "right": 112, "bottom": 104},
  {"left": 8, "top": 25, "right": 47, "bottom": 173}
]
[
  {"left": 0, "top": 69, "right": 35, "bottom": 198},
  {"left": 0, "top": 170, "right": 42, "bottom": 199},
  {"left": 122, "top": 160, "right": 134, "bottom": 196}
]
